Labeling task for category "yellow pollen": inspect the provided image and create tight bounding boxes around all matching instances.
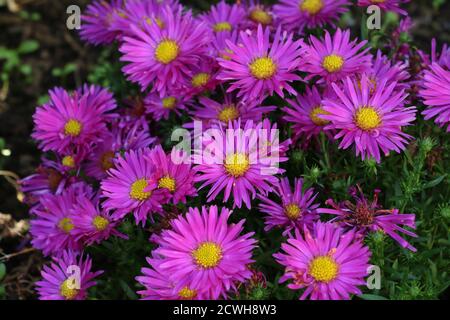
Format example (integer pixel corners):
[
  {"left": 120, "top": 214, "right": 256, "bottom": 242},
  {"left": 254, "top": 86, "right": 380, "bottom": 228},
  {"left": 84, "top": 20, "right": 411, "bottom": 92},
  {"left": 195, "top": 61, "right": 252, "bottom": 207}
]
[
  {"left": 162, "top": 96, "right": 177, "bottom": 109},
  {"left": 158, "top": 175, "right": 176, "bottom": 192},
  {"left": 218, "top": 105, "right": 240, "bottom": 123},
  {"left": 58, "top": 217, "right": 74, "bottom": 233},
  {"left": 284, "top": 203, "right": 301, "bottom": 220},
  {"left": 224, "top": 153, "right": 250, "bottom": 177},
  {"left": 322, "top": 54, "right": 345, "bottom": 73},
  {"left": 92, "top": 215, "right": 109, "bottom": 231},
  {"left": 355, "top": 106, "right": 381, "bottom": 131},
  {"left": 310, "top": 106, "right": 330, "bottom": 126},
  {"left": 64, "top": 119, "right": 82, "bottom": 137},
  {"left": 309, "top": 256, "right": 339, "bottom": 283},
  {"left": 191, "top": 73, "right": 210, "bottom": 88},
  {"left": 192, "top": 242, "right": 223, "bottom": 268},
  {"left": 220, "top": 49, "right": 233, "bottom": 60},
  {"left": 60, "top": 278, "right": 79, "bottom": 300},
  {"left": 155, "top": 40, "right": 179, "bottom": 64},
  {"left": 145, "top": 17, "right": 164, "bottom": 28},
  {"left": 213, "top": 22, "right": 232, "bottom": 32},
  {"left": 371, "top": 0, "right": 385, "bottom": 3},
  {"left": 249, "top": 9, "right": 272, "bottom": 25},
  {"left": 178, "top": 287, "right": 197, "bottom": 300},
  {"left": 129, "top": 178, "right": 151, "bottom": 201},
  {"left": 101, "top": 151, "right": 115, "bottom": 171},
  {"left": 300, "top": 0, "right": 324, "bottom": 15},
  {"left": 249, "top": 57, "right": 277, "bottom": 80},
  {"left": 62, "top": 155, "right": 75, "bottom": 168}
]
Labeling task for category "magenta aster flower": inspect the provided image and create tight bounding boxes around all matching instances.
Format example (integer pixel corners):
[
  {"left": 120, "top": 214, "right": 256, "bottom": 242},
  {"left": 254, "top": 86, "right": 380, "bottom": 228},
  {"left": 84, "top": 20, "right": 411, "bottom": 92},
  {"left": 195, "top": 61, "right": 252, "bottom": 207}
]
[
  {"left": 144, "top": 91, "right": 192, "bottom": 121},
  {"left": 273, "top": 0, "right": 350, "bottom": 34},
  {"left": 153, "top": 206, "right": 257, "bottom": 299},
  {"left": 145, "top": 145, "right": 197, "bottom": 204},
  {"left": 431, "top": 39, "right": 450, "bottom": 69},
  {"left": 243, "top": 0, "right": 275, "bottom": 30},
  {"left": 419, "top": 63, "right": 450, "bottom": 132},
  {"left": 200, "top": 0, "right": 246, "bottom": 34},
  {"left": 36, "top": 250, "right": 103, "bottom": 300},
  {"left": 218, "top": 25, "right": 304, "bottom": 101},
  {"left": 194, "top": 120, "right": 286, "bottom": 209},
  {"left": 258, "top": 177, "right": 320, "bottom": 235},
  {"left": 318, "top": 185, "right": 417, "bottom": 252},
  {"left": 119, "top": 6, "right": 211, "bottom": 96},
  {"left": 274, "top": 222, "right": 371, "bottom": 300},
  {"left": 321, "top": 76, "right": 416, "bottom": 162},
  {"left": 302, "top": 29, "right": 372, "bottom": 83},
  {"left": 101, "top": 148, "right": 169, "bottom": 225},
  {"left": 32, "top": 86, "right": 116, "bottom": 153},
  {"left": 357, "top": 0, "right": 409, "bottom": 16},
  {"left": 182, "top": 58, "right": 221, "bottom": 96},
  {"left": 80, "top": 0, "right": 124, "bottom": 45}
]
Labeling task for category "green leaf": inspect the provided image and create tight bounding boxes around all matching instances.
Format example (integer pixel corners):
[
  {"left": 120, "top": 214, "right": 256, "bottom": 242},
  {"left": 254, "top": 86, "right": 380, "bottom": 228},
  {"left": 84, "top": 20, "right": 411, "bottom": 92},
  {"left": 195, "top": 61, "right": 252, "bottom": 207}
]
[
  {"left": 0, "top": 263, "right": 6, "bottom": 281},
  {"left": 423, "top": 175, "right": 447, "bottom": 189},
  {"left": 359, "top": 294, "right": 389, "bottom": 300},
  {"left": 17, "top": 40, "right": 39, "bottom": 54}
]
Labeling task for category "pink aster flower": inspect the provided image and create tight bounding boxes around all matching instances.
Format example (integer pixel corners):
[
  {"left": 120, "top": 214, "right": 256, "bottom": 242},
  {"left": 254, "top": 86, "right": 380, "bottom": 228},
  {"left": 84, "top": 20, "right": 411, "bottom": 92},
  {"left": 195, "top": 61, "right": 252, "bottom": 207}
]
[
  {"left": 119, "top": 5, "right": 211, "bottom": 96},
  {"left": 36, "top": 250, "right": 103, "bottom": 300},
  {"left": 321, "top": 76, "right": 416, "bottom": 162},
  {"left": 144, "top": 91, "right": 192, "bottom": 121},
  {"left": 30, "top": 183, "right": 92, "bottom": 256},
  {"left": 152, "top": 206, "right": 257, "bottom": 299},
  {"left": 302, "top": 29, "right": 372, "bottom": 83},
  {"left": 200, "top": 0, "right": 246, "bottom": 35},
  {"left": 145, "top": 145, "right": 197, "bottom": 204},
  {"left": 274, "top": 222, "right": 371, "bottom": 300},
  {"left": 318, "top": 185, "right": 417, "bottom": 252},
  {"left": 182, "top": 57, "right": 221, "bottom": 96},
  {"left": 258, "top": 177, "right": 320, "bottom": 235},
  {"left": 194, "top": 119, "right": 286, "bottom": 209},
  {"left": 419, "top": 63, "right": 450, "bottom": 132},
  {"left": 274, "top": 0, "right": 350, "bottom": 34},
  {"left": 218, "top": 25, "right": 304, "bottom": 101},
  {"left": 80, "top": 0, "right": 124, "bottom": 45},
  {"left": 101, "top": 148, "right": 170, "bottom": 225},
  {"left": 32, "top": 86, "right": 116, "bottom": 153},
  {"left": 243, "top": 0, "right": 276, "bottom": 30},
  {"left": 357, "top": 0, "right": 409, "bottom": 16}
]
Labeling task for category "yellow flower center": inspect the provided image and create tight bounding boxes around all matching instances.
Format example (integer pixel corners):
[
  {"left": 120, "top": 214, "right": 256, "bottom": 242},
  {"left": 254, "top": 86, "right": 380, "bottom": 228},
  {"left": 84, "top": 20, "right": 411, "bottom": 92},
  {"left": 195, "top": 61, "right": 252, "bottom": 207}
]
[
  {"left": 371, "top": 0, "right": 386, "bottom": 3},
  {"left": 62, "top": 155, "right": 75, "bottom": 168},
  {"left": 162, "top": 96, "right": 177, "bottom": 109},
  {"left": 355, "top": 106, "right": 381, "bottom": 131},
  {"left": 155, "top": 39, "right": 179, "bottom": 64},
  {"left": 178, "top": 287, "right": 197, "bottom": 300},
  {"left": 129, "top": 178, "right": 151, "bottom": 201},
  {"left": 284, "top": 203, "right": 301, "bottom": 220},
  {"left": 60, "top": 278, "right": 79, "bottom": 300},
  {"left": 249, "top": 57, "right": 277, "bottom": 80},
  {"left": 92, "top": 215, "right": 109, "bottom": 231},
  {"left": 64, "top": 119, "right": 82, "bottom": 137},
  {"left": 309, "top": 256, "right": 339, "bottom": 283},
  {"left": 218, "top": 105, "right": 240, "bottom": 123},
  {"left": 220, "top": 49, "right": 233, "bottom": 60},
  {"left": 213, "top": 21, "right": 232, "bottom": 32},
  {"left": 322, "top": 54, "right": 345, "bottom": 73},
  {"left": 101, "top": 151, "right": 115, "bottom": 171},
  {"left": 309, "top": 106, "right": 330, "bottom": 126},
  {"left": 145, "top": 16, "right": 164, "bottom": 28},
  {"left": 158, "top": 175, "right": 176, "bottom": 192},
  {"left": 300, "top": 0, "right": 324, "bottom": 15},
  {"left": 224, "top": 153, "right": 250, "bottom": 177},
  {"left": 58, "top": 217, "right": 74, "bottom": 233},
  {"left": 249, "top": 9, "right": 272, "bottom": 25},
  {"left": 192, "top": 242, "right": 223, "bottom": 268},
  {"left": 191, "top": 73, "right": 210, "bottom": 88}
]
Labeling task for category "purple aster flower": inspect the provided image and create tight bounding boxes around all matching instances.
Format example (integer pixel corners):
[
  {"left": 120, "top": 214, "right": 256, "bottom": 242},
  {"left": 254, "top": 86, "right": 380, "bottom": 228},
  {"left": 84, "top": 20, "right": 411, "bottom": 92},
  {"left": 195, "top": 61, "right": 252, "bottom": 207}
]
[
  {"left": 119, "top": 5, "right": 211, "bottom": 96},
  {"left": 430, "top": 39, "right": 450, "bottom": 68},
  {"left": 152, "top": 206, "right": 257, "bottom": 299},
  {"left": 145, "top": 145, "right": 197, "bottom": 204},
  {"left": 419, "top": 63, "right": 450, "bottom": 132},
  {"left": 194, "top": 119, "right": 286, "bottom": 209},
  {"left": 357, "top": 0, "right": 410, "bottom": 16},
  {"left": 182, "top": 57, "right": 221, "bottom": 96},
  {"left": 273, "top": 0, "right": 350, "bottom": 34},
  {"left": 302, "top": 29, "right": 372, "bottom": 83},
  {"left": 243, "top": 0, "right": 275, "bottom": 30},
  {"left": 144, "top": 91, "right": 192, "bottom": 121},
  {"left": 199, "top": 0, "right": 246, "bottom": 34},
  {"left": 318, "top": 185, "right": 417, "bottom": 252},
  {"left": 79, "top": 0, "right": 124, "bottom": 45},
  {"left": 258, "top": 177, "right": 320, "bottom": 235},
  {"left": 32, "top": 86, "right": 116, "bottom": 153},
  {"left": 30, "top": 183, "right": 92, "bottom": 256},
  {"left": 321, "top": 76, "right": 416, "bottom": 162},
  {"left": 274, "top": 222, "right": 371, "bottom": 300},
  {"left": 210, "top": 29, "right": 239, "bottom": 59},
  {"left": 36, "top": 250, "right": 103, "bottom": 300},
  {"left": 101, "top": 148, "right": 170, "bottom": 225},
  {"left": 218, "top": 25, "right": 304, "bottom": 101}
]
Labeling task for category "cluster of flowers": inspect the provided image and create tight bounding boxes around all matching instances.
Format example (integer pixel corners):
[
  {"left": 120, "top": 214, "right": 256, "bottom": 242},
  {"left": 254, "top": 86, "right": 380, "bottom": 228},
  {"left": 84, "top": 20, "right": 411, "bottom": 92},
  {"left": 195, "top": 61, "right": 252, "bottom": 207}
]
[{"left": 20, "top": 0, "right": 449, "bottom": 300}]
